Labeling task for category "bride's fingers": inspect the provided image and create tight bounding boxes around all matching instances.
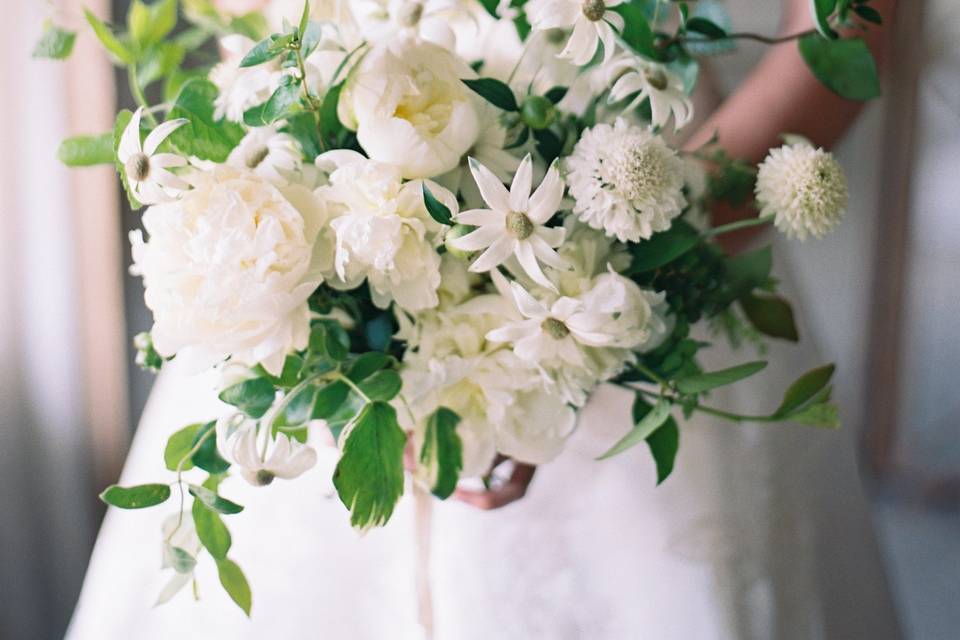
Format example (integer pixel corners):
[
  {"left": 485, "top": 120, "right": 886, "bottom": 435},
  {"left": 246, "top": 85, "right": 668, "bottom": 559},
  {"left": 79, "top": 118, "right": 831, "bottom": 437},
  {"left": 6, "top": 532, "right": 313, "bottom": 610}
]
[{"left": 454, "top": 463, "right": 536, "bottom": 510}]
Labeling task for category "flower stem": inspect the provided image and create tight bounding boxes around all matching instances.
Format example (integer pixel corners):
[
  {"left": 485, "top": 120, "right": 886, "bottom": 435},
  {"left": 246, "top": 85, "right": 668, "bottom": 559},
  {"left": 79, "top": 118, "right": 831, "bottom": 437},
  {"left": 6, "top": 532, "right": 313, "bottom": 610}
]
[
  {"left": 703, "top": 214, "right": 776, "bottom": 238},
  {"left": 127, "top": 65, "right": 158, "bottom": 127}
]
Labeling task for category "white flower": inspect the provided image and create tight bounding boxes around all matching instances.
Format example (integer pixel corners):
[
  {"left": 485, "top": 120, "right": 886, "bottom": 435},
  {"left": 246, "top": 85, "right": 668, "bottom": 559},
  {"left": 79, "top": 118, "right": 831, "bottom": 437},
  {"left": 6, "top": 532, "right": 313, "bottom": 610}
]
[
  {"left": 337, "top": 37, "right": 481, "bottom": 179},
  {"left": 567, "top": 118, "right": 686, "bottom": 242},
  {"left": 527, "top": 0, "right": 625, "bottom": 66},
  {"left": 227, "top": 125, "right": 303, "bottom": 186},
  {"left": 117, "top": 108, "right": 189, "bottom": 205},
  {"left": 316, "top": 150, "right": 454, "bottom": 311},
  {"left": 755, "top": 142, "right": 848, "bottom": 241},
  {"left": 350, "top": 0, "right": 473, "bottom": 50},
  {"left": 605, "top": 54, "right": 693, "bottom": 131},
  {"left": 495, "top": 388, "right": 576, "bottom": 464},
  {"left": 449, "top": 154, "right": 567, "bottom": 291},
  {"left": 210, "top": 35, "right": 284, "bottom": 122},
  {"left": 554, "top": 217, "right": 631, "bottom": 296},
  {"left": 217, "top": 413, "right": 318, "bottom": 486},
  {"left": 130, "top": 165, "right": 331, "bottom": 374}
]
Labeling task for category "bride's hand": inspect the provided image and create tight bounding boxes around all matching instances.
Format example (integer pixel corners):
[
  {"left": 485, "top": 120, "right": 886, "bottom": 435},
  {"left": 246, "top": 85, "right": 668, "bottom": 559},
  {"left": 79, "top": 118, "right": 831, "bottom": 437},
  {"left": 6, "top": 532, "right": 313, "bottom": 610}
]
[{"left": 454, "top": 458, "right": 537, "bottom": 510}]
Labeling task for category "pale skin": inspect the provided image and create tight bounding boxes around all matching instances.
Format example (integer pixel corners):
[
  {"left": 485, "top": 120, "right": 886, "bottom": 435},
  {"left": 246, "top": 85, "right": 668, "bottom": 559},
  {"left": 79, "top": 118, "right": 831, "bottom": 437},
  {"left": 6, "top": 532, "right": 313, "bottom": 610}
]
[{"left": 457, "top": 0, "right": 896, "bottom": 510}]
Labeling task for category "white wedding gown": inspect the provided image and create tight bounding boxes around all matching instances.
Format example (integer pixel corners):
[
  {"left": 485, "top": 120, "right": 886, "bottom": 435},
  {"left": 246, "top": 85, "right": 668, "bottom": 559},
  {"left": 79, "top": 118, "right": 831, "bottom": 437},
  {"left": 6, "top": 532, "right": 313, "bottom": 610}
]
[{"left": 67, "top": 2, "right": 901, "bottom": 639}]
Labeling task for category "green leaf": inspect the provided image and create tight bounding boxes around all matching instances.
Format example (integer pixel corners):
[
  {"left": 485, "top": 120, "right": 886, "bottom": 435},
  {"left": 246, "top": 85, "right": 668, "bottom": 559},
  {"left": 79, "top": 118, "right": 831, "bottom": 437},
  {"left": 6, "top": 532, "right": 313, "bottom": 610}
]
[
  {"left": 627, "top": 220, "right": 700, "bottom": 274},
  {"left": 809, "top": 0, "right": 838, "bottom": 38},
  {"left": 137, "top": 41, "right": 186, "bottom": 88},
  {"left": 358, "top": 370, "right": 402, "bottom": 402},
  {"left": 685, "top": 17, "right": 727, "bottom": 39},
  {"left": 57, "top": 134, "right": 114, "bottom": 167},
  {"left": 630, "top": 397, "right": 680, "bottom": 484},
  {"left": 544, "top": 86, "right": 568, "bottom": 104},
  {"left": 164, "top": 423, "right": 203, "bottom": 471},
  {"left": 597, "top": 397, "right": 672, "bottom": 460},
  {"left": 461, "top": 78, "right": 518, "bottom": 112},
  {"left": 283, "top": 111, "right": 322, "bottom": 160},
  {"left": 725, "top": 245, "right": 773, "bottom": 296},
  {"left": 216, "top": 558, "right": 252, "bottom": 616},
  {"left": 422, "top": 183, "right": 453, "bottom": 226},
  {"left": 613, "top": 3, "right": 657, "bottom": 59},
  {"left": 84, "top": 9, "right": 134, "bottom": 64},
  {"left": 740, "top": 293, "right": 799, "bottom": 342},
  {"left": 320, "top": 83, "right": 345, "bottom": 144},
  {"left": 129, "top": 0, "right": 179, "bottom": 50},
  {"left": 312, "top": 381, "right": 350, "bottom": 419},
  {"left": 33, "top": 23, "right": 77, "bottom": 60},
  {"left": 298, "top": 0, "right": 311, "bottom": 36},
  {"left": 675, "top": 360, "right": 768, "bottom": 394},
  {"left": 347, "top": 352, "right": 390, "bottom": 382},
  {"left": 282, "top": 384, "right": 317, "bottom": 426},
  {"left": 167, "top": 78, "right": 245, "bottom": 162},
  {"left": 420, "top": 408, "right": 463, "bottom": 499},
  {"left": 853, "top": 5, "right": 883, "bottom": 25},
  {"left": 786, "top": 400, "right": 840, "bottom": 428},
  {"left": 166, "top": 545, "right": 197, "bottom": 574},
  {"left": 191, "top": 422, "right": 231, "bottom": 474},
  {"left": 773, "top": 364, "right": 836, "bottom": 417},
  {"left": 113, "top": 110, "right": 142, "bottom": 209},
  {"left": 100, "top": 483, "right": 171, "bottom": 509},
  {"left": 219, "top": 377, "right": 276, "bottom": 419},
  {"left": 533, "top": 129, "right": 562, "bottom": 165},
  {"left": 798, "top": 35, "right": 881, "bottom": 101},
  {"left": 192, "top": 500, "right": 231, "bottom": 560},
  {"left": 188, "top": 484, "right": 244, "bottom": 515},
  {"left": 240, "top": 33, "right": 292, "bottom": 67},
  {"left": 244, "top": 81, "right": 301, "bottom": 126},
  {"left": 333, "top": 402, "right": 406, "bottom": 529},
  {"left": 310, "top": 320, "right": 350, "bottom": 361}
]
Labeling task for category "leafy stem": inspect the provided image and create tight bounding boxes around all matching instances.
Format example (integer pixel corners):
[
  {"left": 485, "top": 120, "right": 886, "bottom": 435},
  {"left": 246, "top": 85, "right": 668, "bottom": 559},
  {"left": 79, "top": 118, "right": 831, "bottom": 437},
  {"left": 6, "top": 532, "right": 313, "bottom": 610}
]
[
  {"left": 659, "top": 29, "right": 818, "bottom": 51},
  {"left": 166, "top": 427, "right": 216, "bottom": 544},
  {"left": 626, "top": 384, "right": 775, "bottom": 423},
  {"left": 335, "top": 372, "right": 372, "bottom": 404},
  {"left": 703, "top": 214, "right": 776, "bottom": 238},
  {"left": 127, "top": 65, "right": 158, "bottom": 127}
]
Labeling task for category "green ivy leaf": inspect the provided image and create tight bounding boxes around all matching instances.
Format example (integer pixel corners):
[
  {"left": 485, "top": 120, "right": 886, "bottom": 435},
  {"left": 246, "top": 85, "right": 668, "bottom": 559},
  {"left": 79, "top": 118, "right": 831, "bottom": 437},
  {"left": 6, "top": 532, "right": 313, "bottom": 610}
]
[
  {"left": 33, "top": 23, "right": 77, "bottom": 60},
  {"left": 810, "top": 0, "right": 838, "bottom": 38},
  {"left": 347, "top": 352, "right": 390, "bottom": 382},
  {"left": 216, "top": 558, "right": 252, "bottom": 616},
  {"left": 57, "top": 134, "right": 114, "bottom": 167},
  {"left": 597, "top": 397, "right": 673, "bottom": 460},
  {"left": 312, "top": 381, "right": 350, "bottom": 419},
  {"left": 168, "top": 78, "right": 245, "bottom": 161},
  {"left": 675, "top": 360, "right": 768, "bottom": 394},
  {"left": 725, "top": 245, "right": 773, "bottom": 296},
  {"left": 191, "top": 422, "right": 231, "bottom": 474},
  {"left": 786, "top": 399, "right": 840, "bottom": 428},
  {"left": 164, "top": 423, "right": 203, "bottom": 471},
  {"left": 626, "top": 220, "right": 700, "bottom": 274},
  {"left": 333, "top": 402, "right": 406, "bottom": 529},
  {"left": 798, "top": 35, "right": 881, "bottom": 101},
  {"left": 685, "top": 17, "right": 727, "bottom": 39},
  {"left": 243, "top": 81, "right": 301, "bottom": 126},
  {"left": 192, "top": 500, "right": 231, "bottom": 560},
  {"left": 422, "top": 183, "right": 454, "bottom": 226},
  {"left": 100, "top": 483, "right": 171, "bottom": 509},
  {"left": 773, "top": 364, "right": 836, "bottom": 417},
  {"left": 420, "top": 408, "right": 463, "bottom": 499},
  {"left": 84, "top": 9, "right": 134, "bottom": 64},
  {"left": 240, "top": 33, "right": 293, "bottom": 67},
  {"left": 319, "top": 83, "right": 346, "bottom": 145},
  {"left": 137, "top": 41, "right": 186, "bottom": 88},
  {"left": 854, "top": 5, "right": 883, "bottom": 25},
  {"left": 165, "top": 545, "right": 197, "bottom": 574},
  {"left": 188, "top": 484, "right": 244, "bottom": 515},
  {"left": 282, "top": 384, "right": 317, "bottom": 426},
  {"left": 283, "top": 111, "right": 322, "bottom": 160},
  {"left": 310, "top": 320, "right": 350, "bottom": 361},
  {"left": 461, "top": 78, "right": 518, "bottom": 112},
  {"left": 544, "top": 86, "right": 568, "bottom": 104},
  {"left": 613, "top": 3, "right": 657, "bottom": 59},
  {"left": 358, "top": 370, "right": 402, "bottom": 402},
  {"left": 128, "top": 0, "right": 179, "bottom": 51},
  {"left": 631, "top": 397, "right": 680, "bottom": 484},
  {"left": 739, "top": 293, "right": 799, "bottom": 342},
  {"left": 219, "top": 377, "right": 276, "bottom": 418}
]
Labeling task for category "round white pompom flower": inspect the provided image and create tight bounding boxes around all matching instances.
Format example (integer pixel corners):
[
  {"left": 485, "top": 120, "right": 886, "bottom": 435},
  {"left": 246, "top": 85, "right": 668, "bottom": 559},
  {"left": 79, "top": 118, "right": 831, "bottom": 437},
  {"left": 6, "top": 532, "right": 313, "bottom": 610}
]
[
  {"left": 755, "top": 142, "right": 848, "bottom": 241},
  {"left": 566, "top": 118, "right": 686, "bottom": 243},
  {"left": 130, "top": 166, "right": 331, "bottom": 375}
]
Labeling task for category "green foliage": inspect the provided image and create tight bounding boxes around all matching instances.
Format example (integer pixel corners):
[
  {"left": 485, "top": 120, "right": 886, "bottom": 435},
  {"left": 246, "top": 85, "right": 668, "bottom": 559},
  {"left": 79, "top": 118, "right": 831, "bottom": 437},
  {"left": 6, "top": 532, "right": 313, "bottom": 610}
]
[
  {"left": 597, "top": 397, "right": 673, "bottom": 460},
  {"left": 167, "top": 79, "right": 245, "bottom": 162},
  {"left": 312, "top": 381, "right": 350, "bottom": 419},
  {"left": 164, "top": 423, "right": 203, "bottom": 471},
  {"left": 627, "top": 220, "right": 700, "bottom": 274},
  {"left": 798, "top": 35, "right": 881, "bottom": 101},
  {"left": 634, "top": 397, "right": 680, "bottom": 484},
  {"left": 33, "top": 23, "right": 76, "bottom": 60},
  {"left": 358, "top": 370, "right": 402, "bottom": 402},
  {"left": 190, "top": 422, "right": 231, "bottom": 474},
  {"left": 810, "top": 0, "right": 839, "bottom": 38},
  {"left": 219, "top": 377, "right": 276, "bottom": 419},
  {"left": 675, "top": 360, "right": 768, "bottom": 394},
  {"left": 773, "top": 364, "right": 836, "bottom": 418},
  {"left": 685, "top": 17, "right": 727, "bottom": 39},
  {"left": 724, "top": 245, "right": 773, "bottom": 297},
  {"left": 521, "top": 96, "right": 556, "bottom": 131},
  {"left": 240, "top": 32, "right": 294, "bottom": 67},
  {"left": 192, "top": 500, "right": 231, "bottom": 560},
  {"left": 113, "top": 110, "right": 142, "bottom": 209},
  {"left": 100, "top": 483, "right": 171, "bottom": 509},
  {"left": 740, "top": 293, "right": 799, "bottom": 342},
  {"left": 137, "top": 42, "right": 186, "bottom": 88},
  {"left": 188, "top": 484, "right": 244, "bottom": 515},
  {"left": 128, "top": 0, "right": 179, "bottom": 51},
  {"left": 422, "top": 183, "right": 454, "bottom": 226},
  {"left": 333, "top": 402, "right": 406, "bottom": 529},
  {"left": 165, "top": 545, "right": 197, "bottom": 573},
  {"left": 216, "top": 558, "right": 252, "bottom": 616},
  {"left": 244, "top": 80, "right": 301, "bottom": 126},
  {"left": 613, "top": 2, "right": 657, "bottom": 59},
  {"left": 319, "top": 83, "right": 348, "bottom": 147},
  {"left": 705, "top": 150, "right": 756, "bottom": 206},
  {"left": 420, "top": 408, "right": 463, "bottom": 499},
  {"left": 462, "top": 78, "right": 518, "bottom": 112},
  {"left": 309, "top": 320, "right": 350, "bottom": 361},
  {"left": 84, "top": 9, "right": 134, "bottom": 65},
  {"left": 57, "top": 134, "right": 114, "bottom": 167}
]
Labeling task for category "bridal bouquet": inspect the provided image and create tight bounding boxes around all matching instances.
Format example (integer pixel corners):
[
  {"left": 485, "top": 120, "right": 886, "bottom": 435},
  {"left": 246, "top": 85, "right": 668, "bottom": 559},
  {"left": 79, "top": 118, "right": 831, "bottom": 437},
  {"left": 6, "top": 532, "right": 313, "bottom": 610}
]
[{"left": 39, "top": 0, "right": 882, "bottom": 613}]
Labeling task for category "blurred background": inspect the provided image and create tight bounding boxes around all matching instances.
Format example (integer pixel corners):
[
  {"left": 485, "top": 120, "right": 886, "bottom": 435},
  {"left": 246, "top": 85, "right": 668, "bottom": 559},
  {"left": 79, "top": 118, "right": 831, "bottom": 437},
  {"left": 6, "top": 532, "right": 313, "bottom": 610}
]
[{"left": 1, "top": 0, "right": 957, "bottom": 638}]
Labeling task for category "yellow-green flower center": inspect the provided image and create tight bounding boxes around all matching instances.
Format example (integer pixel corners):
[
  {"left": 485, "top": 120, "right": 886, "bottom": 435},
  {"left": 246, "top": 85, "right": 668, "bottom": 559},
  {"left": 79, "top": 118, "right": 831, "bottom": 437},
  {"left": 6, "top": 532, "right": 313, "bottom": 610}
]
[
  {"left": 125, "top": 152, "right": 151, "bottom": 182},
  {"left": 245, "top": 146, "right": 270, "bottom": 169},
  {"left": 506, "top": 211, "right": 534, "bottom": 239},
  {"left": 254, "top": 470, "right": 275, "bottom": 486},
  {"left": 541, "top": 317, "right": 570, "bottom": 339},
  {"left": 644, "top": 68, "right": 669, "bottom": 91},
  {"left": 581, "top": 0, "right": 606, "bottom": 21}
]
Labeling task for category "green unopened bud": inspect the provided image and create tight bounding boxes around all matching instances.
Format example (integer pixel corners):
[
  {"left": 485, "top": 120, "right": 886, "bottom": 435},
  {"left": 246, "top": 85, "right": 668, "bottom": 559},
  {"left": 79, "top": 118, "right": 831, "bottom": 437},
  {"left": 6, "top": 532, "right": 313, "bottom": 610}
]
[
  {"left": 444, "top": 223, "right": 476, "bottom": 259},
  {"left": 521, "top": 95, "right": 556, "bottom": 131}
]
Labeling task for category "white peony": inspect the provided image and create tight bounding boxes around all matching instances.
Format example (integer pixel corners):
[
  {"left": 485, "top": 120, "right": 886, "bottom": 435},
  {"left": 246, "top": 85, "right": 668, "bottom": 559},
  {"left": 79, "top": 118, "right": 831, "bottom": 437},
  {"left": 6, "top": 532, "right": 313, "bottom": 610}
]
[
  {"left": 130, "top": 166, "right": 331, "bottom": 375},
  {"left": 337, "top": 37, "right": 481, "bottom": 179},
  {"left": 209, "top": 35, "right": 284, "bottom": 122},
  {"left": 567, "top": 118, "right": 686, "bottom": 242},
  {"left": 495, "top": 388, "right": 576, "bottom": 464},
  {"left": 755, "top": 142, "right": 848, "bottom": 240},
  {"left": 316, "top": 150, "right": 455, "bottom": 311}
]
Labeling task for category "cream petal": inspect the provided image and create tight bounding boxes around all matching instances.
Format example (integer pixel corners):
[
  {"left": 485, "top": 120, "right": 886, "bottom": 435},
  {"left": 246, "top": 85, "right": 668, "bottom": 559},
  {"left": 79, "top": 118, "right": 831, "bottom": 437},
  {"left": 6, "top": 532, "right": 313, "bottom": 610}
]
[
  {"left": 509, "top": 154, "right": 534, "bottom": 213},
  {"left": 510, "top": 281, "right": 549, "bottom": 319},
  {"left": 468, "top": 235, "right": 515, "bottom": 272},
  {"left": 514, "top": 333, "right": 547, "bottom": 363},
  {"left": 604, "top": 11, "right": 625, "bottom": 32},
  {"left": 534, "top": 225, "right": 566, "bottom": 248},
  {"left": 609, "top": 73, "right": 646, "bottom": 102},
  {"left": 516, "top": 240, "right": 556, "bottom": 291},
  {"left": 597, "top": 20, "right": 617, "bottom": 65},
  {"left": 153, "top": 169, "right": 190, "bottom": 192},
  {"left": 487, "top": 320, "right": 539, "bottom": 344},
  {"left": 144, "top": 118, "right": 188, "bottom": 155},
  {"left": 455, "top": 208, "right": 503, "bottom": 226},
  {"left": 449, "top": 224, "right": 502, "bottom": 251},
  {"left": 151, "top": 153, "right": 187, "bottom": 168},
  {"left": 532, "top": 0, "right": 580, "bottom": 29},
  {"left": 468, "top": 157, "right": 511, "bottom": 213},
  {"left": 560, "top": 19, "right": 599, "bottom": 66},
  {"left": 118, "top": 107, "right": 144, "bottom": 161},
  {"left": 530, "top": 235, "right": 569, "bottom": 270},
  {"left": 550, "top": 297, "right": 582, "bottom": 321},
  {"left": 527, "top": 160, "right": 565, "bottom": 223}
]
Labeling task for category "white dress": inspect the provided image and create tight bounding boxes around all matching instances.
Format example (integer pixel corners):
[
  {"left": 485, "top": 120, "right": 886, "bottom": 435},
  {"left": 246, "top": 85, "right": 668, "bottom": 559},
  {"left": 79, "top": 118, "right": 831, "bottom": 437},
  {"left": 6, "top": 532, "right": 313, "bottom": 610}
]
[{"left": 67, "top": 3, "right": 900, "bottom": 639}]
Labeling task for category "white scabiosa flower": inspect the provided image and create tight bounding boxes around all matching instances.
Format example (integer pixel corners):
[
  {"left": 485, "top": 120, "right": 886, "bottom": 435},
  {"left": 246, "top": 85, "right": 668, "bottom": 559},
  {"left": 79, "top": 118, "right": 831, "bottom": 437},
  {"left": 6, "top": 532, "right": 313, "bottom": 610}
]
[
  {"left": 227, "top": 125, "right": 303, "bottom": 186},
  {"left": 130, "top": 165, "right": 331, "bottom": 374},
  {"left": 316, "top": 150, "right": 455, "bottom": 311},
  {"left": 337, "top": 37, "right": 481, "bottom": 179},
  {"left": 217, "top": 414, "right": 318, "bottom": 486},
  {"left": 755, "top": 142, "right": 848, "bottom": 241},
  {"left": 209, "top": 35, "right": 284, "bottom": 122},
  {"left": 449, "top": 154, "right": 567, "bottom": 291},
  {"left": 527, "top": 0, "right": 625, "bottom": 66},
  {"left": 605, "top": 54, "right": 693, "bottom": 131},
  {"left": 117, "top": 108, "right": 189, "bottom": 205},
  {"left": 567, "top": 118, "right": 686, "bottom": 242}
]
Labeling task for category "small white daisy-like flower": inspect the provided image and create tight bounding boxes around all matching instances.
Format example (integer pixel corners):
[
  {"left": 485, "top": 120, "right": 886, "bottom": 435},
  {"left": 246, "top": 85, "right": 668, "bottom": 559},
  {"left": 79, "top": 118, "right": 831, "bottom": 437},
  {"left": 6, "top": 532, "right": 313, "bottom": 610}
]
[
  {"left": 605, "top": 54, "right": 693, "bottom": 131},
  {"left": 567, "top": 118, "right": 686, "bottom": 242},
  {"left": 217, "top": 414, "right": 318, "bottom": 487},
  {"left": 755, "top": 142, "right": 848, "bottom": 241},
  {"left": 117, "top": 107, "right": 189, "bottom": 205},
  {"left": 449, "top": 154, "right": 567, "bottom": 291},
  {"left": 227, "top": 125, "right": 303, "bottom": 186},
  {"left": 527, "top": 0, "right": 625, "bottom": 66}
]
